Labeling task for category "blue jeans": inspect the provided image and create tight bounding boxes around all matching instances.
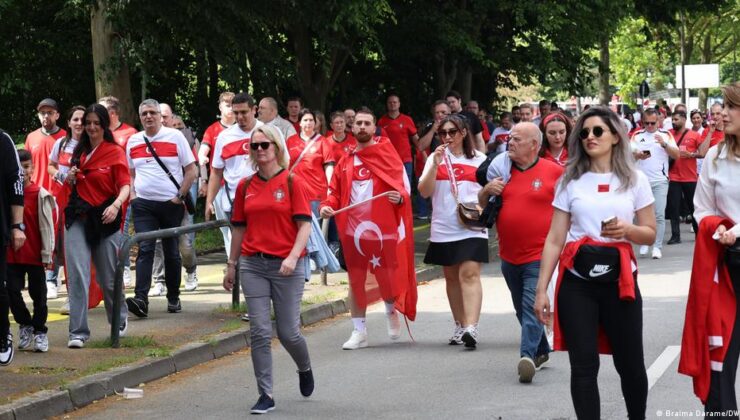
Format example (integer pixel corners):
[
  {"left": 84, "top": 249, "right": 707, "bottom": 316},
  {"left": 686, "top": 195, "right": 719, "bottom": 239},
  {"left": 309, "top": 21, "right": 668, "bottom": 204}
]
[
  {"left": 404, "top": 162, "right": 428, "bottom": 217},
  {"left": 501, "top": 259, "right": 550, "bottom": 359}
]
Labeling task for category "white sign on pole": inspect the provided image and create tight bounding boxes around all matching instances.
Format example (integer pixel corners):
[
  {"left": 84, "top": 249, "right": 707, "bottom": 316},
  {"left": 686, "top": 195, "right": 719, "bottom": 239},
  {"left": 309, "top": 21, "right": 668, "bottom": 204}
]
[{"left": 675, "top": 64, "right": 720, "bottom": 89}]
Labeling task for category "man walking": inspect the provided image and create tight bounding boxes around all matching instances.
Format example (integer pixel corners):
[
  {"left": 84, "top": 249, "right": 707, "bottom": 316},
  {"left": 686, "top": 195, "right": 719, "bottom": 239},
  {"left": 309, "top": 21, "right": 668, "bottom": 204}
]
[
  {"left": 258, "top": 97, "right": 296, "bottom": 141},
  {"left": 666, "top": 110, "right": 701, "bottom": 244}
]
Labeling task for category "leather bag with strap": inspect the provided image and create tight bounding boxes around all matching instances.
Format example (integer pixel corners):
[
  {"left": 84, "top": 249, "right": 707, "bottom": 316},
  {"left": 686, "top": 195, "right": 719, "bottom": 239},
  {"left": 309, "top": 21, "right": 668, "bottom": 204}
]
[
  {"left": 442, "top": 149, "right": 487, "bottom": 231},
  {"left": 142, "top": 135, "right": 196, "bottom": 214}
]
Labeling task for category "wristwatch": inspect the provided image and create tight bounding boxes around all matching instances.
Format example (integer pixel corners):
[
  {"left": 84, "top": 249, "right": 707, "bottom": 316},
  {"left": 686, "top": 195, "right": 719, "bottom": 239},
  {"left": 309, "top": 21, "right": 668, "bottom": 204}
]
[
  {"left": 176, "top": 192, "right": 186, "bottom": 201},
  {"left": 11, "top": 223, "right": 25, "bottom": 232}
]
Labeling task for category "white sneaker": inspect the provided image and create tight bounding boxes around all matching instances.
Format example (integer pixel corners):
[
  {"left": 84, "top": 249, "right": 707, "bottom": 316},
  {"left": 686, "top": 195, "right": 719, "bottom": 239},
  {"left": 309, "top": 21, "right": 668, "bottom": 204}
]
[
  {"left": 342, "top": 330, "right": 368, "bottom": 350},
  {"left": 461, "top": 325, "right": 479, "bottom": 349},
  {"left": 652, "top": 248, "right": 662, "bottom": 259},
  {"left": 119, "top": 319, "right": 128, "bottom": 338},
  {"left": 0, "top": 334, "right": 14, "bottom": 366},
  {"left": 33, "top": 333, "right": 49, "bottom": 353},
  {"left": 46, "top": 282, "right": 58, "bottom": 300},
  {"left": 639, "top": 245, "right": 649, "bottom": 257},
  {"left": 18, "top": 325, "right": 33, "bottom": 350},
  {"left": 123, "top": 266, "right": 132, "bottom": 288},
  {"left": 148, "top": 282, "right": 166, "bottom": 297},
  {"left": 449, "top": 323, "right": 464, "bottom": 345},
  {"left": 67, "top": 338, "right": 85, "bottom": 349},
  {"left": 386, "top": 311, "right": 401, "bottom": 340},
  {"left": 60, "top": 298, "right": 70, "bottom": 315},
  {"left": 184, "top": 272, "right": 198, "bottom": 291}
]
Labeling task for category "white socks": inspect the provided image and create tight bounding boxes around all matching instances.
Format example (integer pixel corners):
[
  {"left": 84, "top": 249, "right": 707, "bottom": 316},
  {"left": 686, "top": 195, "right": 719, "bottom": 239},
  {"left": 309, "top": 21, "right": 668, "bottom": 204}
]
[
  {"left": 384, "top": 302, "right": 396, "bottom": 315},
  {"left": 352, "top": 318, "right": 366, "bottom": 332}
]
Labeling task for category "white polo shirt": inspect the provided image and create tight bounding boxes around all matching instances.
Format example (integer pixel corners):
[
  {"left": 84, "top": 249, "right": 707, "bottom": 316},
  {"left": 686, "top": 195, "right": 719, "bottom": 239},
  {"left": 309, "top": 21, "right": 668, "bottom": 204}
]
[
  {"left": 127, "top": 126, "right": 195, "bottom": 201},
  {"left": 631, "top": 128, "right": 676, "bottom": 182}
]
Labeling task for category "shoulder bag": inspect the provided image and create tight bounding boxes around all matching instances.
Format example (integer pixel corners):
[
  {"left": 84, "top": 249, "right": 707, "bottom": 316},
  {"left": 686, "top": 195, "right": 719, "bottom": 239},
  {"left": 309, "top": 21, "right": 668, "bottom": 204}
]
[
  {"left": 442, "top": 150, "right": 487, "bottom": 231},
  {"left": 143, "top": 136, "right": 196, "bottom": 215}
]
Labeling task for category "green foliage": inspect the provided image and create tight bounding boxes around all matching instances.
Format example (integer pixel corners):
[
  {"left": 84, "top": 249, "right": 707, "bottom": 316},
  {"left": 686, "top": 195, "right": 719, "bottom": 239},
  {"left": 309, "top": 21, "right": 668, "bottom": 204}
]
[{"left": 611, "top": 18, "right": 663, "bottom": 106}]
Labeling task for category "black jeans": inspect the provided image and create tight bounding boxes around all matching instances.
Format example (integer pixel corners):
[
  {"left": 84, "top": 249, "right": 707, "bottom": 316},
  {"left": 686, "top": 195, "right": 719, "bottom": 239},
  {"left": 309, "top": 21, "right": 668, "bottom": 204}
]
[
  {"left": 6, "top": 263, "right": 47, "bottom": 333},
  {"left": 667, "top": 181, "right": 698, "bottom": 238},
  {"left": 0, "top": 247, "right": 9, "bottom": 339},
  {"left": 558, "top": 270, "right": 647, "bottom": 420},
  {"left": 705, "top": 252, "right": 740, "bottom": 419},
  {"left": 131, "top": 198, "right": 185, "bottom": 302}
]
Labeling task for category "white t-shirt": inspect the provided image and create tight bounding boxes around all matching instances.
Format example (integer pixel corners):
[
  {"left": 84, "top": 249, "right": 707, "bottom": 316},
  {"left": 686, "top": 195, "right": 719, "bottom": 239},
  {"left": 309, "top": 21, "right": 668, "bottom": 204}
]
[
  {"left": 490, "top": 127, "right": 511, "bottom": 154},
  {"left": 211, "top": 122, "right": 263, "bottom": 199},
  {"left": 553, "top": 170, "right": 654, "bottom": 244},
  {"left": 421, "top": 150, "right": 487, "bottom": 242},
  {"left": 49, "top": 137, "right": 78, "bottom": 175},
  {"left": 694, "top": 145, "right": 740, "bottom": 237},
  {"left": 631, "top": 129, "right": 676, "bottom": 182},
  {"left": 127, "top": 126, "right": 196, "bottom": 201}
]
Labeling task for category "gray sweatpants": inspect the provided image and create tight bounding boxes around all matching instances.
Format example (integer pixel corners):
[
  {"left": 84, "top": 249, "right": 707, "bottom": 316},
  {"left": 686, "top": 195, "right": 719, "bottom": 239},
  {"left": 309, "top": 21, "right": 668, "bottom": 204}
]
[
  {"left": 240, "top": 255, "right": 310, "bottom": 396},
  {"left": 65, "top": 219, "right": 128, "bottom": 341},
  {"left": 650, "top": 179, "right": 669, "bottom": 250}
]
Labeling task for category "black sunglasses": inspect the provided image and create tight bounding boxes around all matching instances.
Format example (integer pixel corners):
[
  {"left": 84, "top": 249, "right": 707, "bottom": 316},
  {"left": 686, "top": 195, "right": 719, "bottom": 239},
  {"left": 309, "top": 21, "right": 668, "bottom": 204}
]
[
  {"left": 579, "top": 126, "right": 611, "bottom": 140},
  {"left": 249, "top": 142, "right": 273, "bottom": 151},
  {"left": 643, "top": 121, "right": 657, "bottom": 126},
  {"left": 438, "top": 128, "right": 459, "bottom": 138}
]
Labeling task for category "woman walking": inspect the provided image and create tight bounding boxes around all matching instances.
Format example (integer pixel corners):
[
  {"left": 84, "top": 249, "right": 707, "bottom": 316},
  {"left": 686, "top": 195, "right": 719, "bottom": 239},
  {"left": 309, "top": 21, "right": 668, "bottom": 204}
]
[
  {"left": 534, "top": 106, "right": 657, "bottom": 419},
  {"left": 223, "top": 125, "right": 314, "bottom": 414},
  {"left": 539, "top": 112, "right": 572, "bottom": 166}
]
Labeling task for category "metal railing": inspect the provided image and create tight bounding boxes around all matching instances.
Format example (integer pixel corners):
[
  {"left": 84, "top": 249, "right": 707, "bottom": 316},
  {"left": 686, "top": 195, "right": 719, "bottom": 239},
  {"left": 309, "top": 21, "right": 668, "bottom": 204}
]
[{"left": 110, "top": 219, "right": 230, "bottom": 348}]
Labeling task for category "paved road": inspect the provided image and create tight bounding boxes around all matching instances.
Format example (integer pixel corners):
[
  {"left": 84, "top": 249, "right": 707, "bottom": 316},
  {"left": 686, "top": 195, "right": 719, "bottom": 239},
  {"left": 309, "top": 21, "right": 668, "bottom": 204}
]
[{"left": 67, "top": 225, "right": 725, "bottom": 419}]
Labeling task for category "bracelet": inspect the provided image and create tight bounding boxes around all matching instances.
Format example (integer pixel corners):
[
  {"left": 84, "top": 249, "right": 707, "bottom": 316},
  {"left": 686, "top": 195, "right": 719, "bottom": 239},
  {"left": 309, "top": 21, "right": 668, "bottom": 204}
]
[{"left": 226, "top": 260, "right": 237, "bottom": 267}]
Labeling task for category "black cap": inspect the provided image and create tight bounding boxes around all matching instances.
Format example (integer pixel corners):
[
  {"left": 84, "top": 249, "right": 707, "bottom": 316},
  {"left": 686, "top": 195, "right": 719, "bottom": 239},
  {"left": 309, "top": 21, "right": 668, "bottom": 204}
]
[{"left": 37, "top": 98, "right": 59, "bottom": 111}]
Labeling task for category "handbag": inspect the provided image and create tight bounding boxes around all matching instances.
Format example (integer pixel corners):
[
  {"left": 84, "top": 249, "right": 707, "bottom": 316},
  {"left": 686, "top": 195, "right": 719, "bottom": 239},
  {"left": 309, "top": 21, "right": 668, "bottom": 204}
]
[
  {"left": 573, "top": 245, "right": 621, "bottom": 283},
  {"left": 442, "top": 149, "right": 487, "bottom": 231},
  {"left": 142, "top": 135, "right": 196, "bottom": 215}
]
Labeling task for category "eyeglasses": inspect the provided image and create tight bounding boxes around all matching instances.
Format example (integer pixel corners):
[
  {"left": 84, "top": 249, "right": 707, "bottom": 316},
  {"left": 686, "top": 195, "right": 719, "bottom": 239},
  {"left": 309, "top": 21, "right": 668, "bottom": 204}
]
[
  {"left": 38, "top": 111, "right": 56, "bottom": 117},
  {"left": 578, "top": 126, "right": 611, "bottom": 140},
  {"left": 140, "top": 110, "right": 159, "bottom": 117},
  {"left": 643, "top": 121, "right": 657, "bottom": 126},
  {"left": 437, "top": 128, "right": 459, "bottom": 138},
  {"left": 249, "top": 142, "right": 273, "bottom": 151}
]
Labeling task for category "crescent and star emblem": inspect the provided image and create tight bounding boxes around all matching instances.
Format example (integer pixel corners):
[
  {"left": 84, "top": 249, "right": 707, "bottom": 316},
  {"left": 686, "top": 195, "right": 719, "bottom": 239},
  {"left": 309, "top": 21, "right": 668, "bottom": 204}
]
[
  {"left": 453, "top": 167, "right": 464, "bottom": 178},
  {"left": 357, "top": 167, "right": 370, "bottom": 178},
  {"left": 353, "top": 221, "right": 383, "bottom": 269}
]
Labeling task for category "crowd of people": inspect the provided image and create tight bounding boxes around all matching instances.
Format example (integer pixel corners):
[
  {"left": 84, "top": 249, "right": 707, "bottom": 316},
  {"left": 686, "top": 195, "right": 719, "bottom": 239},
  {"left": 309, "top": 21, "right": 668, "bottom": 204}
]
[{"left": 0, "top": 82, "right": 738, "bottom": 418}]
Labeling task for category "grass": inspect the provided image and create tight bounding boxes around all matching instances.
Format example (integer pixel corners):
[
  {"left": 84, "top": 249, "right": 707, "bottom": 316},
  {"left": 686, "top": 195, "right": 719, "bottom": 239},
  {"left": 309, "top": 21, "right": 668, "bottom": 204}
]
[
  {"left": 219, "top": 319, "right": 245, "bottom": 333},
  {"left": 80, "top": 355, "right": 141, "bottom": 376},
  {"left": 86, "top": 335, "right": 157, "bottom": 349},
  {"left": 194, "top": 228, "right": 224, "bottom": 253},
  {"left": 145, "top": 347, "right": 173, "bottom": 358},
  {"left": 213, "top": 302, "right": 248, "bottom": 315},
  {"left": 301, "top": 290, "right": 343, "bottom": 308},
  {"left": 17, "top": 366, "right": 76, "bottom": 375}
]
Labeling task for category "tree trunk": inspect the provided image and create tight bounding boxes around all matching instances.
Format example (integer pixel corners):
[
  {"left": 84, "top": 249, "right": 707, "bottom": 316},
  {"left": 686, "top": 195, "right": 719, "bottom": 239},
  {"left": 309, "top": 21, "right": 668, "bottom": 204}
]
[
  {"left": 460, "top": 65, "right": 473, "bottom": 102},
  {"left": 90, "top": 0, "right": 135, "bottom": 124},
  {"left": 598, "top": 34, "right": 610, "bottom": 106},
  {"left": 207, "top": 47, "right": 219, "bottom": 104},
  {"left": 434, "top": 52, "right": 458, "bottom": 97}
]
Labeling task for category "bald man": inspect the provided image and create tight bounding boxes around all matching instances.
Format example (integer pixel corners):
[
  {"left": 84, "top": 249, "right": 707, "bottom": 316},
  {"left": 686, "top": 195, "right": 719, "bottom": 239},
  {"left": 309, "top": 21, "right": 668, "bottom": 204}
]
[
  {"left": 257, "top": 97, "right": 296, "bottom": 141},
  {"left": 479, "top": 122, "right": 563, "bottom": 384}
]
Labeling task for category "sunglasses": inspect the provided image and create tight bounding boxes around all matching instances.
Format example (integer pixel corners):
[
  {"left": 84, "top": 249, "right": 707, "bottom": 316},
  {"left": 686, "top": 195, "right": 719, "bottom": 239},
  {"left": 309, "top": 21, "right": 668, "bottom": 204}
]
[
  {"left": 140, "top": 110, "right": 159, "bottom": 117},
  {"left": 249, "top": 142, "right": 273, "bottom": 151},
  {"left": 437, "top": 128, "right": 459, "bottom": 138},
  {"left": 579, "top": 126, "right": 611, "bottom": 140}
]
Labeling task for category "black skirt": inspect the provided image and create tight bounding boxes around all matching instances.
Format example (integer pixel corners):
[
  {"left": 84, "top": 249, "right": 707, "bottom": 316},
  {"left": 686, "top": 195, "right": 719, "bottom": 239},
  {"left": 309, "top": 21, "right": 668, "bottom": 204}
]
[{"left": 424, "top": 238, "right": 489, "bottom": 266}]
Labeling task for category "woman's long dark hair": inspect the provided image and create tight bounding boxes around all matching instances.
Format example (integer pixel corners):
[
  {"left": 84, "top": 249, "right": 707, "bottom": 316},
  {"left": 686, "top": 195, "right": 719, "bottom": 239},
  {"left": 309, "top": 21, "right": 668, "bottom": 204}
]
[
  {"left": 439, "top": 114, "right": 476, "bottom": 159},
  {"left": 538, "top": 111, "right": 573, "bottom": 157},
  {"left": 61, "top": 105, "right": 86, "bottom": 152},
  {"left": 73, "top": 104, "right": 115, "bottom": 162}
]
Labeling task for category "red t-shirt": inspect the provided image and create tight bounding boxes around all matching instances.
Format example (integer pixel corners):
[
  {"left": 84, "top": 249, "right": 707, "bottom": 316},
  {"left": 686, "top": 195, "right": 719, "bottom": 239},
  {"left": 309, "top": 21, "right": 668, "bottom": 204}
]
[
  {"left": 113, "top": 123, "right": 137, "bottom": 148},
  {"left": 77, "top": 142, "right": 131, "bottom": 206},
  {"left": 708, "top": 129, "right": 724, "bottom": 148},
  {"left": 669, "top": 129, "right": 700, "bottom": 182},
  {"left": 289, "top": 119, "right": 301, "bottom": 135},
  {"left": 287, "top": 134, "right": 335, "bottom": 201},
  {"left": 202, "top": 121, "right": 230, "bottom": 164},
  {"left": 25, "top": 127, "right": 67, "bottom": 192},
  {"left": 7, "top": 183, "right": 43, "bottom": 265},
  {"left": 378, "top": 113, "right": 417, "bottom": 163},
  {"left": 231, "top": 170, "right": 312, "bottom": 258},
  {"left": 326, "top": 132, "right": 357, "bottom": 164},
  {"left": 496, "top": 158, "right": 564, "bottom": 264}
]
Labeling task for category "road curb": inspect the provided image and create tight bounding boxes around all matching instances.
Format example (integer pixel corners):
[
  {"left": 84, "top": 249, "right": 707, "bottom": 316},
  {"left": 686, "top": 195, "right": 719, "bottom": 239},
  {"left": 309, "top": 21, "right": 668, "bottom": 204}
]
[{"left": 0, "top": 265, "right": 444, "bottom": 418}]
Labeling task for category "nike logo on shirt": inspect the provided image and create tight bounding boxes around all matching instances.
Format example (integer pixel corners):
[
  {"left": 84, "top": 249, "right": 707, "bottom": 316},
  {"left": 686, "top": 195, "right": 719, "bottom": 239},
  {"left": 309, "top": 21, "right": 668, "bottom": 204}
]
[{"left": 589, "top": 264, "right": 613, "bottom": 277}]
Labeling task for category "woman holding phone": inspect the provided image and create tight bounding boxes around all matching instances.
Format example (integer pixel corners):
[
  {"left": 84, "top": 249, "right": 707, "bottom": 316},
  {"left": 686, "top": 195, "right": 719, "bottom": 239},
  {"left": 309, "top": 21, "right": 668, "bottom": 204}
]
[{"left": 534, "top": 106, "right": 656, "bottom": 419}]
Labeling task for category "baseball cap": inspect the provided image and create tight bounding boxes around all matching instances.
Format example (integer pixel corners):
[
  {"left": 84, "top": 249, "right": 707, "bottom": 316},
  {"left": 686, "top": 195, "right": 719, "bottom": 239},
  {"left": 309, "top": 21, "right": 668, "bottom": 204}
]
[{"left": 37, "top": 98, "right": 59, "bottom": 111}]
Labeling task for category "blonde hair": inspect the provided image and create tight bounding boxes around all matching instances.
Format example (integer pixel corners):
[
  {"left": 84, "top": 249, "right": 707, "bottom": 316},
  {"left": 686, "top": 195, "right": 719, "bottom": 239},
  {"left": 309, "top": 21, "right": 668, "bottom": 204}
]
[
  {"left": 716, "top": 82, "right": 740, "bottom": 161},
  {"left": 250, "top": 125, "right": 289, "bottom": 171}
]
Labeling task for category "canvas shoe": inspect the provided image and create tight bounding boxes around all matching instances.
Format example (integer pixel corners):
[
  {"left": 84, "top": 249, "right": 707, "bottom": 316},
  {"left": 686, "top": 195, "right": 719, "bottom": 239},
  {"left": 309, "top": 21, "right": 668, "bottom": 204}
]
[
  {"left": 184, "top": 272, "right": 198, "bottom": 291},
  {"left": 639, "top": 245, "right": 649, "bottom": 257},
  {"left": 46, "top": 282, "right": 58, "bottom": 299},
  {"left": 250, "top": 394, "right": 275, "bottom": 414},
  {"left": 518, "top": 357, "right": 536, "bottom": 383},
  {"left": 652, "top": 248, "right": 663, "bottom": 259},
  {"left": 148, "top": 282, "right": 166, "bottom": 297},
  {"left": 67, "top": 338, "right": 85, "bottom": 349},
  {"left": 342, "top": 330, "right": 368, "bottom": 350}
]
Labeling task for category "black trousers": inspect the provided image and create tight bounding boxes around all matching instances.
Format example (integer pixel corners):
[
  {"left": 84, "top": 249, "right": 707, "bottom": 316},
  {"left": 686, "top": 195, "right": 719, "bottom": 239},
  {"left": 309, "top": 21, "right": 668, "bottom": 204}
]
[
  {"left": 0, "top": 247, "right": 8, "bottom": 339},
  {"left": 667, "top": 181, "right": 698, "bottom": 238},
  {"left": 558, "top": 270, "right": 647, "bottom": 420},
  {"left": 705, "top": 253, "right": 740, "bottom": 419},
  {"left": 6, "top": 263, "right": 47, "bottom": 333}
]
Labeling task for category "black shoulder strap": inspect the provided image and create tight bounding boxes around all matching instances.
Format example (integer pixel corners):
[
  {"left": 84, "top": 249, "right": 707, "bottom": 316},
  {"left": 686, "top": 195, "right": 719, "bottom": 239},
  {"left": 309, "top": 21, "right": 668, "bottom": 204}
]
[
  {"left": 143, "top": 136, "right": 182, "bottom": 190},
  {"left": 676, "top": 130, "right": 689, "bottom": 147}
]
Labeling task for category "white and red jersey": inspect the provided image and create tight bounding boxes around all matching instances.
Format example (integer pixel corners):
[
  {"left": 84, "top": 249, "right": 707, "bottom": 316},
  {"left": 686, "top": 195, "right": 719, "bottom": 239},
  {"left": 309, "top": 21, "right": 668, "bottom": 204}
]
[
  {"left": 127, "top": 126, "right": 195, "bottom": 201},
  {"left": 631, "top": 128, "right": 677, "bottom": 182},
  {"left": 421, "top": 150, "right": 487, "bottom": 242},
  {"left": 211, "top": 121, "right": 263, "bottom": 201},
  {"left": 49, "top": 137, "right": 78, "bottom": 176},
  {"left": 490, "top": 127, "right": 510, "bottom": 154}
]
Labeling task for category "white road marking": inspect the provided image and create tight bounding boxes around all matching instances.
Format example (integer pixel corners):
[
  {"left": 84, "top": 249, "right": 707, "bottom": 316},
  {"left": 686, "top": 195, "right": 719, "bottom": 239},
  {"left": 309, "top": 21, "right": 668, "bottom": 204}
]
[{"left": 647, "top": 345, "right": 681, "bottom": 390}]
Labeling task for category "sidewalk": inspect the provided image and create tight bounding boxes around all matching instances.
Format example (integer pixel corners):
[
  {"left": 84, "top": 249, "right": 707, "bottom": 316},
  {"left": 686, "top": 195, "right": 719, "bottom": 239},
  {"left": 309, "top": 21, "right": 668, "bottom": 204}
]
[{"left": 0, "top": 220, "right": 479, "bottom": 417}]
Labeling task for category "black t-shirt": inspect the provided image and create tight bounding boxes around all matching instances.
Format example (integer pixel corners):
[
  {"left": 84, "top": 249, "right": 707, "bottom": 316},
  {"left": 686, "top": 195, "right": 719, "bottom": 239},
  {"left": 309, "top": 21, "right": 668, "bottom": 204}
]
[
  {"left": 455, "top": 111, "right": 483, "bottom": 136},
  {"left": 420, "top": 121, "right": 441, "bottom": 151}
]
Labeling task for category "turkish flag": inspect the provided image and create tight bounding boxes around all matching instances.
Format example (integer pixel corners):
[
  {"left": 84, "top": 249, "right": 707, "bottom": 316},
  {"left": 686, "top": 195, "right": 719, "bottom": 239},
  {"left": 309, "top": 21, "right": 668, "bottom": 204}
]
[{"left": 330, "top": 138, "right": 417, "bottom": 320}]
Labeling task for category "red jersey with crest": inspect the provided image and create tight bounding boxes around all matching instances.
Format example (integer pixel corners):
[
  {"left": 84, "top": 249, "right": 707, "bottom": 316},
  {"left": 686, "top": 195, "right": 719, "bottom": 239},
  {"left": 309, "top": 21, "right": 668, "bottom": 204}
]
[
  {"left": 421, "top": 150, "right": 487, "bottom": 242},
  {"left": 326, "top": 132, "right": 357, "bottom": 164},
  {"left": 669, "top": 128, "right": 701, "bottom": 182},
  {"left": 378, "top": 113, "right": 417, "bottom": 163},
  {"left": 25, "top": 127, "right": 67, "bottom": 192},
  {"left": 287, "top": 134, "right": 335, "bottom": 201},
  {"left": 231, "top": 170, "right": 312, "bottom": 258},
  {"left": 113, "top": 122, "right": 137, "bottom": 148},
  {"left": 497, "top": 158, "right": 564, "bottom": 264}
]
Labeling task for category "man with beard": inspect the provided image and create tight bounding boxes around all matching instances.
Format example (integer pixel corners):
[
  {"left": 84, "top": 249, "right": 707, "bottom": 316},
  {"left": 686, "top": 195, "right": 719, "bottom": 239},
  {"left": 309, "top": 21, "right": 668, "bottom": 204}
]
[
  {"left": 666, "top": 110, "right": 701, "bottom": 244},
  {"left": 320, "top": 108, "right": 416, "bottom": 350}
]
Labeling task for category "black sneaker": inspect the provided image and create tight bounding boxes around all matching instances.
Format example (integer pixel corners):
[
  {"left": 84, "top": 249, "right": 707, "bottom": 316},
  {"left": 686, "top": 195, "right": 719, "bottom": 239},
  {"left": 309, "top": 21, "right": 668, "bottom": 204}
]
[
  {"left": 167, "top": 298, "right": 182, "bottom": 313},
  {"left": 0, "top": 333, "right": 14, "bottom": 366},
  {"left": 667, "top": 236, "right": 681, "bottom": 245},
  {"left": 126, "top": 297, "right": 148, "bottom": 318},
  {"left": 250, "top": 394, "right": 275, "bottom": 414},
  {"left": 298, "top": 369, "right": 314, "bottom": 397},
  {"left": 241, "top": 313, "right": 250, "bottom": 322},
  {"left": 534, "top": 353, "right": 550, "bottom": 370}
]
